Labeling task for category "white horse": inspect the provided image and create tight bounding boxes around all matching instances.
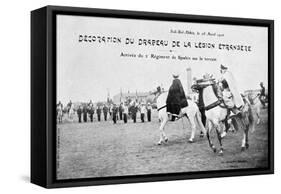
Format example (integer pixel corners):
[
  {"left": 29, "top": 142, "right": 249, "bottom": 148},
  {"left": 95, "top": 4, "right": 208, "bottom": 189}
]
[
  {"left": 68, "top": 104, "right": 75, "bottom": 121},
  {"left": 201, "top": 81, "right": 254, "bottom": 155},
  {"left": 156, "top": 92, "right": 206, "bottom": 145}
]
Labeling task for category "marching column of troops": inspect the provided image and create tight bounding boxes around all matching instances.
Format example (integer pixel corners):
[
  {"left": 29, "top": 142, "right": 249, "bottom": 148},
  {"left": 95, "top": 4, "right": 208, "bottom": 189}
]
[{"left": 58, "top": 100, "right": 153, "bottom": 124}]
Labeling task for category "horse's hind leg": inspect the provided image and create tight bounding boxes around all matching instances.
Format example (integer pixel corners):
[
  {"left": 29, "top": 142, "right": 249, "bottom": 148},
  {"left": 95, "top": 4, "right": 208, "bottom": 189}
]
[
  {"left": 158, "top": 117, "right": 168, "bottom": 145},
  {"left": 256, "top": 109, "right": 261, "bottom": 125}
]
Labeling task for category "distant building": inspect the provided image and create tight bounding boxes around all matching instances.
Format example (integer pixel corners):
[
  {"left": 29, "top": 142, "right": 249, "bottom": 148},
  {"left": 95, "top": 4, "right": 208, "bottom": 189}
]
[{"left": 112, "top": 91, "right": 154, "bottom": 104}]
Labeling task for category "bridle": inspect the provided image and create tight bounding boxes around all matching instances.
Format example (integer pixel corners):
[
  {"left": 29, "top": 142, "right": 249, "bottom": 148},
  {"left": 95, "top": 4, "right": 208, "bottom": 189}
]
[{"left": 196, "top": 80, "right": 227, "bottom": 111}]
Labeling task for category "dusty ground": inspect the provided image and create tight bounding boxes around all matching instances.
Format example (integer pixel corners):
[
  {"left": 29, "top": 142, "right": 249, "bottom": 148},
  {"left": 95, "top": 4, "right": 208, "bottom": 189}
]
[{"left": 57, "top": 109, "right": 268, "bottom": 180}]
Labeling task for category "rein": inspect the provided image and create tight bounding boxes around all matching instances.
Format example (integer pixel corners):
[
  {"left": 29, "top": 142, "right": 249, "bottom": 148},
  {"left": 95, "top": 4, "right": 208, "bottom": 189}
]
[
  {"left": 196, "top": 82, "right": 226, "bottom": 111},
  {"left": 157, "top": 105, "right": 167, "bottom": 111},
  {"left": 204, "top": 100, "right": 223, "bottom": 111}
]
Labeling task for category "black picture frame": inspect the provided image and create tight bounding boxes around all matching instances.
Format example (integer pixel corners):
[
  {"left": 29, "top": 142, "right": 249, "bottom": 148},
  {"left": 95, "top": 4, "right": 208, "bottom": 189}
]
[{"left": 31, "top": 5, "right": 274, "bottom": 188}]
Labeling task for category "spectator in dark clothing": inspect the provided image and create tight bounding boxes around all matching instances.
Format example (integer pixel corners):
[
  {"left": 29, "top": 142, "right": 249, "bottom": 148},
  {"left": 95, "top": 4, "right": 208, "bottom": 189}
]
[
  {"left": 147, "top": 102, "right": 152, "bottom": 122},
  {"left": 140, "top": 103, "right": 146, "bottom": 123},
  {"left": 83, "top": 105, "right": 88, "bottom": 122},
  {"left": 77, "top": 106, "right": 83, "bottom": 123},
  {"left": 103, "top": 105, "right": 108, "bottom": 121},
  {"left": 88, "top": 105, "right": 95, "bottom": 122},
  {"left": 112, "top": 104, "right": 118, "bottom": 124},
  {"left": 131, "top": 104, "right": 138, "bottom": 123},
  {"left": 119, "top": 103, "right": 123, "bottom": 120},
  {"left": 97, "top": 106, "right": 102, "bottom": 122},
  {"left": 123, "top": 103, "right": 128, "bottom": 123}
]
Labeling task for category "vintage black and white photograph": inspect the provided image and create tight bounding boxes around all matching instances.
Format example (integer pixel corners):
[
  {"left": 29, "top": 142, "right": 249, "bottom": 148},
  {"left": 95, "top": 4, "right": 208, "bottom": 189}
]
[{"left": 56, "top": 14, "right": 269, "bottom": 180}]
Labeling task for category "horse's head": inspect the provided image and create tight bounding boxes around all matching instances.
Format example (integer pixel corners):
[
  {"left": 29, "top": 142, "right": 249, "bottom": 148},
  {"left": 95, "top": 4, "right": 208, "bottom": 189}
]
[{"left": 195, "top": 79, "right": 222, "bottom": 106}]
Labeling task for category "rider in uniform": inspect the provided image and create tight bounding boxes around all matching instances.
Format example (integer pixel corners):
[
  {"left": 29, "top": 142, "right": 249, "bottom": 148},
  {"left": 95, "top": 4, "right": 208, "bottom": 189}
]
[
  {"left": 220, "top": 64, "right": 244, "bottom": 116},
  {"left": 166, "top": 72, "right": 188, "bottom": 121},
  {"left": 67, "top": 100, "right": 72, "bottom": 109}
]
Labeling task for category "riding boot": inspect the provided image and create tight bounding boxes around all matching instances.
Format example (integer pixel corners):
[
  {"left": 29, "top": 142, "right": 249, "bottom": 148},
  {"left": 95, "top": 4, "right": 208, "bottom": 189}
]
[
  {"left": 225, "top": 120, "right": 230, "bottom": 133},
  {"left": 231, "top": 107, "right": 242, "bottom": 118},
  {"left": 168, "top": 113, "right": 176, "bottom": 121}
]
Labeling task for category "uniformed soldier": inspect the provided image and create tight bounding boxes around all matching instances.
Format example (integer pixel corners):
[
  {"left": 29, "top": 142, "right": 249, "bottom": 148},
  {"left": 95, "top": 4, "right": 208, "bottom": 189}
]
[
  {"left": 123, "top": 103, "right": 128, "bottom": 123},
  {"left": 83, "top": 105, "right": 88, "bottom": 122},
  {"left": 112, "top": 104, "right": 118, "bottom": 124},
  {"left": 103, "top": 104, "right": 108, "bottom": 121},
  {"left": 97, "top": 105, "right": 101, "bottom": 122},
  {"left": 140, "top": 103, "right": 146, "bottom": 122},
  {"left": 77, "top": 105, "right": 83, "bottom": 123},
  {"left": 119, "top": 103, "right": 123, "bottom": 120},
  {"left": 131, "top": 103, "right": 138, "bottom": 123},
  {"left": 88, "top": 100, "right": 93, "bottom": 107},
  {"left": 67, "top": 100, "right": 72, "bottom": 109},
  {"left": 146, "top": 102, "right": 152, "bottom": 122},
  {"left": 109, "top": 104, "right": 113, "bottom": 117},
  {"left": 88, "top": 105, "right": 95, "bottom": 122}
]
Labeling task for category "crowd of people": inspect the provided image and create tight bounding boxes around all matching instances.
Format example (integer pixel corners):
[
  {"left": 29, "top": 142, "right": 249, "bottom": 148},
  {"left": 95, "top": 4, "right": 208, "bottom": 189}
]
[{"left": 56, "top": 100, "right": 153, "bottom": 124}]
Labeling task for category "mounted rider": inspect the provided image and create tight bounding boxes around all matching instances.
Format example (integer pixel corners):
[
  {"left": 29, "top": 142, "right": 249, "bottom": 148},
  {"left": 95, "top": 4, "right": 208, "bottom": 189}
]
[
  {"left": 57, "top": 101, "right": 63, "bottom": 109},
  {"left": 259, "top": 82, "right": 266, "bottom": 107},
  {"left": 219, "top": 64, "right": 244, "bottom": 115},
  {"left": 166, "top": 72, "right": 188, "bottom": 121}
]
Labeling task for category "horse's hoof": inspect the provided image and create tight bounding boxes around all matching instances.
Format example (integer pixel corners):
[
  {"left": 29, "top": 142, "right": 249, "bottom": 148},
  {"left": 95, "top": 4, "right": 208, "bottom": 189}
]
[
  {"left": 200, "top": 132, "right": 204, "bottom": 138},
  {"left": 241, "top": 147, "right": 246, "bottom": 152},
  {"left": 188, "top": 139, "right": 194, "bottom": 143},
  {"left": 246, "top": 144, "right": 249, "bottom": 149},
  {"left": 157, "top": 141, "right": 162, "bottom": 145},
  {"left": 218, "top": 150, "right": 223, "bottom": 156},
  {"left": 164, "top": 138, "right": 168, "bottom": 143},
  {"left": 213, "top": 148, "right": 217, "bottom": 153}
]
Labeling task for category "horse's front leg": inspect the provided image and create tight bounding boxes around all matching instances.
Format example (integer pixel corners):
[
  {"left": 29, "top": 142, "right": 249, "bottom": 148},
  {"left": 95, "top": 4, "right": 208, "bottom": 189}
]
[
  {"left": 187, "top": 115, "right": 196, "bottom": 143},
  {"left": 158, "top": 116, "right": 168, "bottom": 145},
  {"left": 206, "top": 120, "right": 216, "bottom": 153},
  {"left": 215, "top": 123, "right": 224, "bottom": 155},
  {"left": 241, "top": 126, "right": 249, "bottom": 151}
]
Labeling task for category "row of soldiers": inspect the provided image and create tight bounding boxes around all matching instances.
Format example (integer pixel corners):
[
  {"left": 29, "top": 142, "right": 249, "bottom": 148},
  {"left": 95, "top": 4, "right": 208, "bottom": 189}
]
[{"left": 74, "top": 101, "right": 153, "bottom": 124}]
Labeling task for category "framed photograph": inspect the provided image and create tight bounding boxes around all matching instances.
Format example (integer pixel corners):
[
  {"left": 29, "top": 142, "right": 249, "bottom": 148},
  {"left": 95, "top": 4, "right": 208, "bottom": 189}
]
[{"left": 31, "top": 5, "right": 274, "bottom": 188}]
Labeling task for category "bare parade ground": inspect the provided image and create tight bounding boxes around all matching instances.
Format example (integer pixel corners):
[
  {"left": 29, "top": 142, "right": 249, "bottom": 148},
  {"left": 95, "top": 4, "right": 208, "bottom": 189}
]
[{"left": 57, "top": 109, "right": 268, "bottom": 180}]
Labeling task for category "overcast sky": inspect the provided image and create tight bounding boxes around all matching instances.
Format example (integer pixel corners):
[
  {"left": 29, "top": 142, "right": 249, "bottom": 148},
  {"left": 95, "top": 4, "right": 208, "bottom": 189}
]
[{"left": 57, "top": 15, "right": 268, "bottom": 104}]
